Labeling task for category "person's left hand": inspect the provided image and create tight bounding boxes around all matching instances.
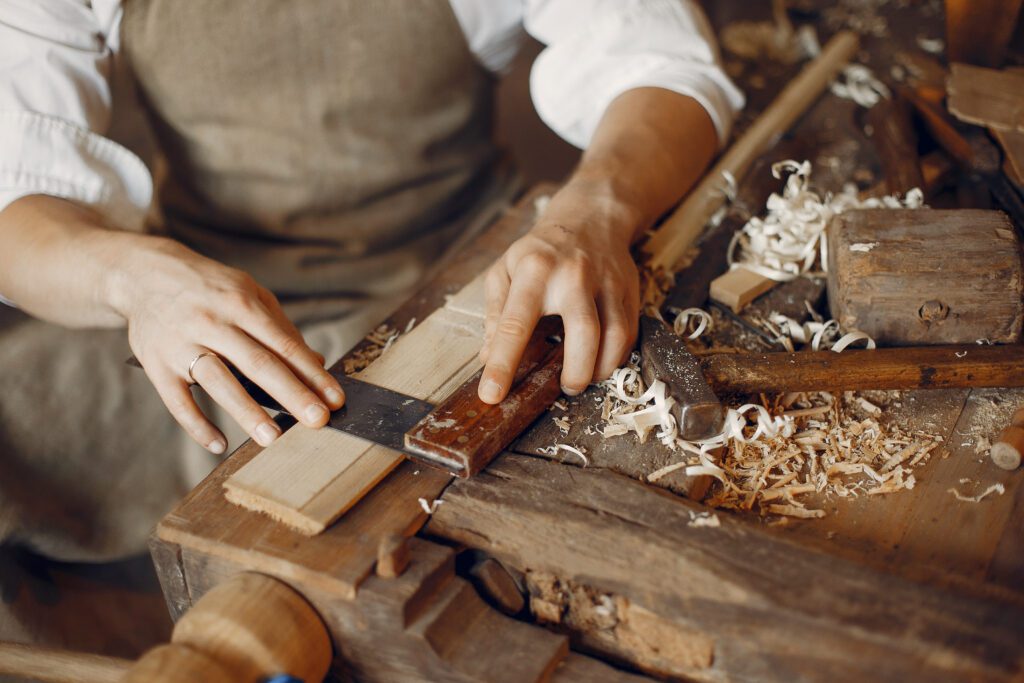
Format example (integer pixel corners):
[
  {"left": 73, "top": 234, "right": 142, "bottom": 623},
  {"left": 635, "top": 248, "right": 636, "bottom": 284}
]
[{"left": 478, "top": 183, "right": 642, "bottom": 404}]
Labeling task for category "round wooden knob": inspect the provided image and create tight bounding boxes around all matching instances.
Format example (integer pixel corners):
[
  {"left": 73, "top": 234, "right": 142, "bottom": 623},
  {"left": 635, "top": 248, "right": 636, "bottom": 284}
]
[
  {"left": 121, "top": 645, "right": 234, "bottom": 682},
  {"left": 992, "top": 425, "right": 1024, "bottom": 471},
  {"left": 171, "top": 573, "right": 332, "bottom": 683}
]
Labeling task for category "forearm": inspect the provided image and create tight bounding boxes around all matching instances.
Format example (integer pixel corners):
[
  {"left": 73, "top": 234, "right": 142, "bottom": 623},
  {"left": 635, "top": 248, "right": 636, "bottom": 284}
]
[
  {"left": 553, "top": 87, "right": 719, "bottom": 245},
  {"left": 0, "top": 194, "right": 151, "bottom": 328}
]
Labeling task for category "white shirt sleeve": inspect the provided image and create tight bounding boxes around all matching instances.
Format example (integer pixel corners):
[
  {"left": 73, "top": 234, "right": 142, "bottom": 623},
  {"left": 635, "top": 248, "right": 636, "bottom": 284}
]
[
  {"left": 0, "top": 0, "right": 151, "bottom": 231},
  {"left": 524, "top": 0, "right": 745, "bottom": 149}
]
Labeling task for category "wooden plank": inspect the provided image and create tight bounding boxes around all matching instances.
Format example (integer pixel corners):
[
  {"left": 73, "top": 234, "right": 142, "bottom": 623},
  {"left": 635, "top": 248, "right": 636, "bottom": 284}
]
[
  {"left": 945, "top": 0, "right": 1024, "bottom": 68},
  {"left": 428, "top": 454, "right": 1024, "bottom": 683},
  {"left": 221, "top": 186, "right": 550, "bottom": 535},
  {"left": 826, "top": 208, "right": 1024, "bottom": 345},
  {"left": 708, "top": 265, "right": 776, "bottom": 313},
  {"left": 698, "top": 344, "right": 1024, "bottom": 395},
  {"left": 642, "top": 31, "right": 860, "bottom": 272},
  {"left": 947, "top": 63, "right": 1024, "bottom": 133},
  {"left": 0, "top": 643, "right": 131, "bottom": 683},
  {"left": 224, "top": 310, "right": 486, "bottom": 534}
]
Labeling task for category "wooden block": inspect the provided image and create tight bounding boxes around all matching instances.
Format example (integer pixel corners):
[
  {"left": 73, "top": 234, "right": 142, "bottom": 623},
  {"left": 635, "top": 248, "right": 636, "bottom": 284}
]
[
  {"left": 947, "top": 63, "right": 1024, "bottom": 133},
  {"left": 376, "top": 533, "right": 411, "bottom": 578},
  {"left": 469, "top": 557, "right": 525, "bottom": 615},
  {"left": 826, "top": 209, "right": 1024, "bottom": 345},
  {"left": 945, "top": 0, "right": 1024, "bottom": 68},
  {"left": 709, "top": 266, "right": 776, "bottom": 313}
]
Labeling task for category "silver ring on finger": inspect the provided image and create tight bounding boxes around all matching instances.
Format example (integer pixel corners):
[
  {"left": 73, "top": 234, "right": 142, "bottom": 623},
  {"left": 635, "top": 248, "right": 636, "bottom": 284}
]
[{"left": 187, "top": 351, "right": 219, "bottom": 385}]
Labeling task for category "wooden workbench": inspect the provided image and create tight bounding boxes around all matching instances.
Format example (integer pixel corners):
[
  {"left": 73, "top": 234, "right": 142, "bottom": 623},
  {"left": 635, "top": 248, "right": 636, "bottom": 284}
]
[{"left": 150, "top": 2, "right": 1024, "bottom": 681}]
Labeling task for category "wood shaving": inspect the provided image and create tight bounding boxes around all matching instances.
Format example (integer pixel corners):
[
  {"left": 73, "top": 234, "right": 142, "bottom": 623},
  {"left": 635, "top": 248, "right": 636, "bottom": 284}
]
[
  {"left": 687, "top": 511, "right": 722, "bottom": 528},
  {"left": 948, "top": 483, "right": 1005, "bottom": 503},
  {"left": 538, "top": 444, "right": 589, "bottom": 467},
  {"left": 669, "top": 307, "right": 713, "bottom": 339},
  {"left": 343, "top": 323, "right": 402, "bottom": 374},
  {"left": 830, "top": 64, "right": 890, "bottom": 107},
  {"left": 418, "top": 497, "right": 444, "bottom": 515},
  {"left": 552, "top": 416, "right": 571, "bottom": 435}
]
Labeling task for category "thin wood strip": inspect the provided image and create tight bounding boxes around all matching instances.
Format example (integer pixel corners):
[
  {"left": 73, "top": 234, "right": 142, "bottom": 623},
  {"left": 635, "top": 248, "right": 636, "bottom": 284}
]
[
  {"left": 947, "top": 63, "right": 1024, "bottom": 133},
  {"left": 224, "top": 310, "right": 485, "bottom": 534},
  {"left": 643, "top": 31, "right": 860, "bottom": 272}
]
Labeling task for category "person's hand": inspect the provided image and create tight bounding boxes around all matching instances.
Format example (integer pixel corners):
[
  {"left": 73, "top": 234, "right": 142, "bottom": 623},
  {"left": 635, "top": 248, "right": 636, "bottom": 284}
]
[
  {"left": 110, "top": 238, "right": 345, "bottom": 453},
  {"left": 478, "top": 183, "right": 641, "bottom": 404}
]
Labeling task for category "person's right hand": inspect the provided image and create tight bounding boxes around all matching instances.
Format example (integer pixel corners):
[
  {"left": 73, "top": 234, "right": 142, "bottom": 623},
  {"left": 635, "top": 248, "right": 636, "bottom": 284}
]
[{"left": 110, "top": 238, "right": 345, "bottom": 454}]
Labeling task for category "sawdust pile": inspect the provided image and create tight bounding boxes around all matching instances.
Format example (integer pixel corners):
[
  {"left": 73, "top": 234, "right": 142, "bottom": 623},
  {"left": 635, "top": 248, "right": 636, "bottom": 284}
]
[{"left": 599, "top": 360, "right": 942, "bottom": 519}]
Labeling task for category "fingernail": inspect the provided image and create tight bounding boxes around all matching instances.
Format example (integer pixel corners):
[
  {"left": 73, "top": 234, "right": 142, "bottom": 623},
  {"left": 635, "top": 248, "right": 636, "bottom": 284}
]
[
  {"left": 325, "top": 387, "right": 344, "bottom": 406},
  {"left": 562, "top": 385, "right": 581, "bottom": 397},
  {"left": 208, "top": 438, "right": 226, "bottom": 455},
  {"left": 305, "top": 403, "right": 328, "bottom": 423},
  {"left": 256, "top": 423, "right": 280, "bottom": 446},
  {"left": 479, "top": 378, "right": 503, "bottom": 404}
]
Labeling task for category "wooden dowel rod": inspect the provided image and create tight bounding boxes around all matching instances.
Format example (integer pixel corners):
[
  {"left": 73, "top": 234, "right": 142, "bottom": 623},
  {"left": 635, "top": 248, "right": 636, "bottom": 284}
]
[
  {"left": 0, "top": 642, "right": 130, "bottom": 683},
  {"left": 699, "top": 344, "right": 1024, "bottom": 394},
  {"left": 643, "top": 31, "right": 860, "bottom": 272}
]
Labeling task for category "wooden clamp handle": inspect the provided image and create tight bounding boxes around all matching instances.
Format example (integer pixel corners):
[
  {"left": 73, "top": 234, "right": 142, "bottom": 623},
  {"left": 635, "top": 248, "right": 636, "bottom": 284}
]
[
  {"left": 405, "top": 316, "right": 564, "bottom": 477},
  {"left": 124, "top": 572, "right": 332, "bottom": 682}
]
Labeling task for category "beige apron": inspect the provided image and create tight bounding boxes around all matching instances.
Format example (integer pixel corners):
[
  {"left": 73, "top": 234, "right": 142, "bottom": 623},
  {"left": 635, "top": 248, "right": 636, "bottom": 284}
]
[{"left": 0, "top": 0, "right": 513, "bottom": 565}]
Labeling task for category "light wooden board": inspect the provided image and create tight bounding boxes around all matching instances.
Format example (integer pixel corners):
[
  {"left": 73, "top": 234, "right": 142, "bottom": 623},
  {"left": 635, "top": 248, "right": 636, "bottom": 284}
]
[
  {"left": 221, "top": 188, "right": 546, "bottom": 535},
  {"left": 709, "top": 266, "right": 776, "bottom": 313}
]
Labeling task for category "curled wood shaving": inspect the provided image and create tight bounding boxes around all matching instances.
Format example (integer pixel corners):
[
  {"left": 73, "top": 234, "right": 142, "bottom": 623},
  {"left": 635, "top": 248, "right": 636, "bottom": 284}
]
[
  {"left": 948, "top": 483, "right": 1005, "bottom": 503},
  {"left": 538, "top": 444, "right": 589, "bottom": 467},
  {"left": 670, "top": 307, "right": 714, "bottom": 339}
]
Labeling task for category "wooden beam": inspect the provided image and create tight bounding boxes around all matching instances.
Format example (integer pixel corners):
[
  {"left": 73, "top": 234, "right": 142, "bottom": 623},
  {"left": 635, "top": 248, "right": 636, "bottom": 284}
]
[
  {"left": 642, "top": 31, "right": 859, "bottom": 272},
  {"left": 698, "top": 344, "right": 1024, "bottom": 395},
  {"left": 428, "top": 454, "right": 1024, "bottom": 683}
]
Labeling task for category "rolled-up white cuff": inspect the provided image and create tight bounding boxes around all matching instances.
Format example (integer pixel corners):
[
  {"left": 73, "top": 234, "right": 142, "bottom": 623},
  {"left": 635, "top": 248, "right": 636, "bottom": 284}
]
[
  {"left": 532, "top": 52, "right": 742, "bottom": 150},
  {"left": 0, "top": 109, "right": 152, "bottom": 231}
]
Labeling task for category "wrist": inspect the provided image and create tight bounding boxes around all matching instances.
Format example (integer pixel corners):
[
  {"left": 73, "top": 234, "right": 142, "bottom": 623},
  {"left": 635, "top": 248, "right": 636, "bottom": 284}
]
[
  {"left": 543, "top": 174, "right": 647, "bottom": 248},
  {"left": 97, "top": 231, "right": 176, "bottom": 322}
]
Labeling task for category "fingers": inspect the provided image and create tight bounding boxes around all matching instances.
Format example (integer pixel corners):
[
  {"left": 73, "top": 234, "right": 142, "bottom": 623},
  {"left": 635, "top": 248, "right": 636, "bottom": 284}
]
[
  {"left": 209, "top": 329, "right": 332, "bottom": 430},
  {"left": 595, "top": 290, "right": 638, "bottom": 380},
  {"left": 559, "top": 296, "right": 601, "bottom": 395},
  {"left": 481, "top": 264, "right": 511, "bottom": 364},
  {"left": 187, "top": 351, "right": 284, "bottom": 447},
  {"left": 245, "top": 289, "right": 345, "bottom": 409},
  {"left": 478, "top": 263, "right": 546, "bottom": 404},
  {"left": 148, "top": 366, "right": 227, "bottom": 454}
]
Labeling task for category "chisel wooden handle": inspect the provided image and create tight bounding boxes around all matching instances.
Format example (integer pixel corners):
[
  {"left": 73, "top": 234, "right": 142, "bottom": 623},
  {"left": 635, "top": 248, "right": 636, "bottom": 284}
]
[
  {"left": 404, "top": 317, "right": 564, "bottom": 477},
  {"left": 699, "top": 344, "right": 1024, "bottom": 394}
]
